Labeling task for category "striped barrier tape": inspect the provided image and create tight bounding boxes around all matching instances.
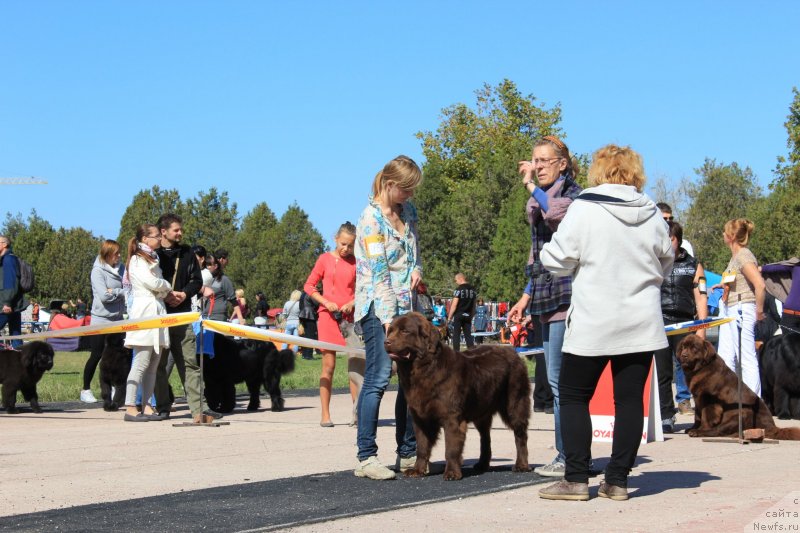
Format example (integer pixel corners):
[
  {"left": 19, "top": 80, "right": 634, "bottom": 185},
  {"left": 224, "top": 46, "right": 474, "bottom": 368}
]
[
  {"left": 202, "top": 320, "right": 366, "bottom": 356},
  {"left": 664, "top": 316, "right": 734, "bottom": 336},
  {"left": 1, "top": 312, "right": 201, "bottom": 341}
]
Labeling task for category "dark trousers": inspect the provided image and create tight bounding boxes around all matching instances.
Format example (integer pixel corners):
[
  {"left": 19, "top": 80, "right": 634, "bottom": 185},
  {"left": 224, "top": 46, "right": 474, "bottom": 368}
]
[
  {"left": 0, "top": 311, "right": 22, "bottom": 349},
  {"left": 533, "top": 353, "right": 553, "bottom": 409},
  {"left": 452, "top": 314, "right": 474, "bottom": 352},
  {"left": 84, "top": 334, "right": 107, "bottom": 390},
  {"left": 299, "top": 318, "right": 318, "bottom": 359},
  {"left": 654, "top": 334, "right": 686, "bottom": 420},
  {"left": 560, "top": 352, "right": 652, "bottom": 487}
]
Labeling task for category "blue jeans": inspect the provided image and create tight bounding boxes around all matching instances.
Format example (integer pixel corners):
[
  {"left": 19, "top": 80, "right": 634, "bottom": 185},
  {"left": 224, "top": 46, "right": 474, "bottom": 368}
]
[
  {"left": 356, "top": 304, "right": 416, "bottom": 461},
  {"left": 283, "top": 322, "right": 299, "bottom": 351},
  {"left": 673, "top": 354, "right": 691, "bottom": 402},
  {"left": 0, "top": 311, "right": 22, "bottom": 349},
  {"left": 542, "top": 319, "right": 566, "bottom": 463}
]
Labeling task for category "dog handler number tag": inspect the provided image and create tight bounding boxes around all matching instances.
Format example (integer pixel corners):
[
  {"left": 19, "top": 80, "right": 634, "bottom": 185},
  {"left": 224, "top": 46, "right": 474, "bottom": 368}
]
[{"left": 365, "top": 235, "right": 385, "bottom": 258}]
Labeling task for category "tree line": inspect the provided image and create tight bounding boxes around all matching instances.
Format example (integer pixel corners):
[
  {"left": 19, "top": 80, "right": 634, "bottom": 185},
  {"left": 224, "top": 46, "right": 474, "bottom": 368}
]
[{"left": 4, "top": 82, "right": 799, "bottom": 310}]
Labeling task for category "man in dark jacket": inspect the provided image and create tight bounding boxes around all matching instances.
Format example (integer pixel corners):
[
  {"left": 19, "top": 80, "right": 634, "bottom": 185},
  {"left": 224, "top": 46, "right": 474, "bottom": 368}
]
[
  {"left": 0, "top": 235, "right": 26, "bottom": 348},
  {"left": 153, "top": 214, "right": 215, "bottom": 421}
]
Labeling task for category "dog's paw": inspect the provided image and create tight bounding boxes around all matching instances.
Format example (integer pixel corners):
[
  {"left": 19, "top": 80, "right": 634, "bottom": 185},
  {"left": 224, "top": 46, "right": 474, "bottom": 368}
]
[
  {"left": 32, "top": 406, "right": 43, "bottom": 414},
  {"left": 271, "top": 398, "right": 285, "bottom": 412},
  {"left": 246, "top": 402, "right": 260, "bottom": 411},
  {"left": 104, "top": 403, "right": 119, "bottom": 412},
  {"left": 404, "top": 468, "right": 427, "bottom": 478},
  {"left": 443, "top": 468, "right": 463, "bottom": 481},
  {"left": 5, "top": 407, "right": 19, "bottom": 414},
  {"left": 687, "top": 429, "right": 700, "bottom": 437},
  {"left": 512, "top": 463, "right": 532, "bottom": 473}
]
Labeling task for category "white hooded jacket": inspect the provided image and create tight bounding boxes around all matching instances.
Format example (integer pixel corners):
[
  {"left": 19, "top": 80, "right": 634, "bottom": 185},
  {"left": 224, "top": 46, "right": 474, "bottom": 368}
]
[{"left": 540, "top": 183, "right": 674, "bottom": 356}]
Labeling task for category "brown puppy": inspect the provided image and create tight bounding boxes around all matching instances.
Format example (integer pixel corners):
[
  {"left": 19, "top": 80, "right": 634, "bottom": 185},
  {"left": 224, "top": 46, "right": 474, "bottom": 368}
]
[
  {"left": 385, "top": 312, "right": 531, "bottom": 480},
  {"left": 677, "top": 334, "right": 800, "bottom": 439},
  {"left": 0, "top": 341, "right": 55, "bottom": 414}
]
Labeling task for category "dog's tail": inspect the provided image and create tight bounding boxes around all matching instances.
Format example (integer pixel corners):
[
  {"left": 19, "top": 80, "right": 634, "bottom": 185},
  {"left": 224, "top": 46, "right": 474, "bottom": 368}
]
[
  {"left": 765, "top": 426, "right": 800, "bottom": 440},
  {"left": 277, "top": 349, "right": 296, "bottom": 374}
]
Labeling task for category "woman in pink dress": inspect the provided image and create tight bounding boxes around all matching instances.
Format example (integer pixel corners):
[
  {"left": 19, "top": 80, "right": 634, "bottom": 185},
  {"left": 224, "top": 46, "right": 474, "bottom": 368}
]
[{"left": 304, "top": 222, "right": 357, "bottom": 427}]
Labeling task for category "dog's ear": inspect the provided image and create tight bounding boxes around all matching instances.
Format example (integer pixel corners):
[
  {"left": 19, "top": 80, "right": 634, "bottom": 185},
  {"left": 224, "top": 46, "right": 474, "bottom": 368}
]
[
  {"left": 423, "top": 319, "right": 440, "bottom": 354},
  {"left": 703, "top": 339, "right": 717, "bottom": 364}
]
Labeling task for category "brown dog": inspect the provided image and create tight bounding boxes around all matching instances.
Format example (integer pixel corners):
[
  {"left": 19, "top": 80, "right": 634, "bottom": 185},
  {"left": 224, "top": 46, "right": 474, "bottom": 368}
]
[
  {"left": 676, "top": 334, "right": 800, "bottom": 439},
  {"left": 385, "top": 312, "right": 531, "bottom": 480}
]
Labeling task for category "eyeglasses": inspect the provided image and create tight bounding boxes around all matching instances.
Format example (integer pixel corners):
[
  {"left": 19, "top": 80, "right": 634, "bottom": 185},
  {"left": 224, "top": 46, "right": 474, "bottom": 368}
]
[
  {"left": 145, "top": 234, "right": 160, "bottom": 240},
  {"left": 532, "top": 157, "right": 563, "bottom": 167},
  {"left": 663, "top": 216, "right": 674, "bottom": 222}
]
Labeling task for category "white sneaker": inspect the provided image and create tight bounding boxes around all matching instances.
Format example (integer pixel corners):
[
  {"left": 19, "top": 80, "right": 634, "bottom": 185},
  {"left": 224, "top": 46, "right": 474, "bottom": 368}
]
[
  {"left": 354, "top": 456, "right": 396, "bottom": 480},
  {"left": 80, "top": 390, "right": 98, "bottom": 403},
  {"left": 534, "top": 461, "right": 565, "bottom": 477}
]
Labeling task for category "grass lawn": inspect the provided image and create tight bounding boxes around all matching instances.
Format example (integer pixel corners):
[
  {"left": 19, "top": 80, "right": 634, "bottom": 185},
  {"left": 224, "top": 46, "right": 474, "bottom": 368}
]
[{"left": 32, "top": 349, "right": 536, "bottom": 404}]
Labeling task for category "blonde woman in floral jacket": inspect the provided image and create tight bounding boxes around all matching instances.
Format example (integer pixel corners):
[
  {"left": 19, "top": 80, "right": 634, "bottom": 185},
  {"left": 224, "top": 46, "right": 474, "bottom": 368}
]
[{"left": 352, "top": 155, "right": 423, "bottom": 480}]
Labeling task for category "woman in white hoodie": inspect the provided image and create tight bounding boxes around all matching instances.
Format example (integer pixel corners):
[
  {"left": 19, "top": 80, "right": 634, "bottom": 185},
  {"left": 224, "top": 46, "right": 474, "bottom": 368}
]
[
  {"left": 538, "top": 145, "right": 674, "bottom": 502},
  {"left": 122, "top": 224, "right": 172, "bottom": 422}
]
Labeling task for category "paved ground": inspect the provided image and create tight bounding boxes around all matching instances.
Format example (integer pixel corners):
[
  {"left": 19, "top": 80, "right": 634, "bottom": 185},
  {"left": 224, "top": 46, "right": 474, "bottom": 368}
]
[{"left": 1, "top": 386, "right": 799, "bottom": 532}]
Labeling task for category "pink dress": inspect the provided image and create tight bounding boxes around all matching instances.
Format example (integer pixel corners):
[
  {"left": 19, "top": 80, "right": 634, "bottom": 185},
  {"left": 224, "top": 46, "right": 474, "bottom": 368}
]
[{"left": 304, "top": 253, "right": 356, "bottom": 346}]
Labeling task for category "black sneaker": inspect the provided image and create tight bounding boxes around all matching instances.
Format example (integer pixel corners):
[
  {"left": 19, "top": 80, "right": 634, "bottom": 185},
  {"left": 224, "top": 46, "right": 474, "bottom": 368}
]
[{"left": 204, "top": 409, "right": 224, "bottom": 419}]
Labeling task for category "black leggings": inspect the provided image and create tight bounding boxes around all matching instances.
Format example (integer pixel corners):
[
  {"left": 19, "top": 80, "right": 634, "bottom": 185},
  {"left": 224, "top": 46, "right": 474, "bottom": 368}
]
[
  {"left": 654, "top": 333, "right": 686, "bottom": 420},
  {"left": 83, "top": 334, "right": 107, "bottom": 390},
  {"left": 560, "top": 351, "right": 652, "bottom": 487}
]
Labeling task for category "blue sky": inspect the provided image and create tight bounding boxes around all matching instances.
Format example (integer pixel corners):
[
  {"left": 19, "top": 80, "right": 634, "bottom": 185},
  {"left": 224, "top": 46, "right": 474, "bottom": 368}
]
[{"left": 2, "top": 1, "right": 798, "bottom": 246}]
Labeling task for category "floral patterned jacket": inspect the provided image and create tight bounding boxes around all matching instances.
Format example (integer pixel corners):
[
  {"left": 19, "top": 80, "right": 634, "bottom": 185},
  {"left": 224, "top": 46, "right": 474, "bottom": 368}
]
[{"left": 355, "top": 196, "right": 423, "bottom": 325}]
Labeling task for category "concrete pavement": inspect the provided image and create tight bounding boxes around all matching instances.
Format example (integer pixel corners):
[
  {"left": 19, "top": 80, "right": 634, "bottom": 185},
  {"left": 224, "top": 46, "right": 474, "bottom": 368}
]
[{"left": 1, "top": 388, "right": 799, "bottom": 532}]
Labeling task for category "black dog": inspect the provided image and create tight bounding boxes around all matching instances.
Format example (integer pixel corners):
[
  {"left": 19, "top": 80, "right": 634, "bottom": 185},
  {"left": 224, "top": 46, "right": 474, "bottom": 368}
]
[
  {"left": 204, "top": 335, "right": 295, "bottom": 413},
  {"left": 99, "top": 333, "right": 133, "bottom": 412},
  {"left": 760, "top": 332, "right": 800, "bottom": 420},
  {"left": 0, "top": 341, "right": 55, "bottom": 414}
]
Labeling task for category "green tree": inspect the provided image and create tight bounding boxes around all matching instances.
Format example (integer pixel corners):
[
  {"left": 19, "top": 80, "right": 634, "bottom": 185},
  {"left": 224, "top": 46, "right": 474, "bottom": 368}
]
[
  {"left": 684, "top": 159, "right": 761, "bottom": 272},
  {"left": 226, "top": 202, "right": 279, "bottom": 304},
  {"left": 37, "top": 227, "right": 100, "bottom": 302},
  {"left": 1, "top": 210, "right": 57, "bottom": 301},
  {"left": 415, "top": 80, "right": 567, "bottom": 297},
  {"left": 261, "top": 204, "right": 326, "bottom": 307},
  {"left": 750, "top": 88, "right": 800, "bottom": 263},
  {"left": 483, "top": 186, "right": 531, "bottom": 301},
  {"left": 117, "top": 186, "right": 184, "bottom": 246},
  {"left": 183, "top": 187, "right": 238, "bottom": 252}
]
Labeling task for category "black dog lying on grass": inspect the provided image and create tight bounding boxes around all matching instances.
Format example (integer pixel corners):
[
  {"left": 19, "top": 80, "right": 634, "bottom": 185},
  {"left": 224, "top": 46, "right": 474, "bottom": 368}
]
[
  {"left": 204, "top": 335, "right": 295, "bottom": 413},
  {"left": 99, "top": 333, "right": 133, "bottom": 412},
  {"left": 0, "top": 341, "right": 55, "bottom": 414}
]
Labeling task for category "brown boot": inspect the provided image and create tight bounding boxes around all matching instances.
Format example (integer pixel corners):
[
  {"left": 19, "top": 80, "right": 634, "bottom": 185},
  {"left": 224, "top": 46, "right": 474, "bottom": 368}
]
[
  {"left": 598, "top": 481, "right": 629, "bottom": 501},
  {"left": 193, "top": 414, "right": 215, "bottom": 424},
  {"left": 538, "top": 479, "right": 589, "bottom": 501}
]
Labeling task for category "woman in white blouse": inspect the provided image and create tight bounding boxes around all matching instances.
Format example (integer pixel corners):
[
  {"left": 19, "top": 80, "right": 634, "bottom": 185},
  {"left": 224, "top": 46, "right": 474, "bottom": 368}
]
[{"left": 123, "top": 224, "right": 172, "bottom": 422}]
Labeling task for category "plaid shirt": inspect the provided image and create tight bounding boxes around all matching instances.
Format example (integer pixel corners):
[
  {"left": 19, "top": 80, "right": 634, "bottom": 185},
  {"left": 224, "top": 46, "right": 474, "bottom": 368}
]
[{"left": 524, "top": 177, "right": 582, "bottom": 316}]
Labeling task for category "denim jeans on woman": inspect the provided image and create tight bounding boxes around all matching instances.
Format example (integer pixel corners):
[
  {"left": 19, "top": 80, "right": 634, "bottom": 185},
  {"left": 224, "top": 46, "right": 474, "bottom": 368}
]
[
  {"left": 541, "top": 319, "right": 566, "bottom": 463},
  {"left": 356, "top": 304, "right": 416, "bottom": 461}
]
